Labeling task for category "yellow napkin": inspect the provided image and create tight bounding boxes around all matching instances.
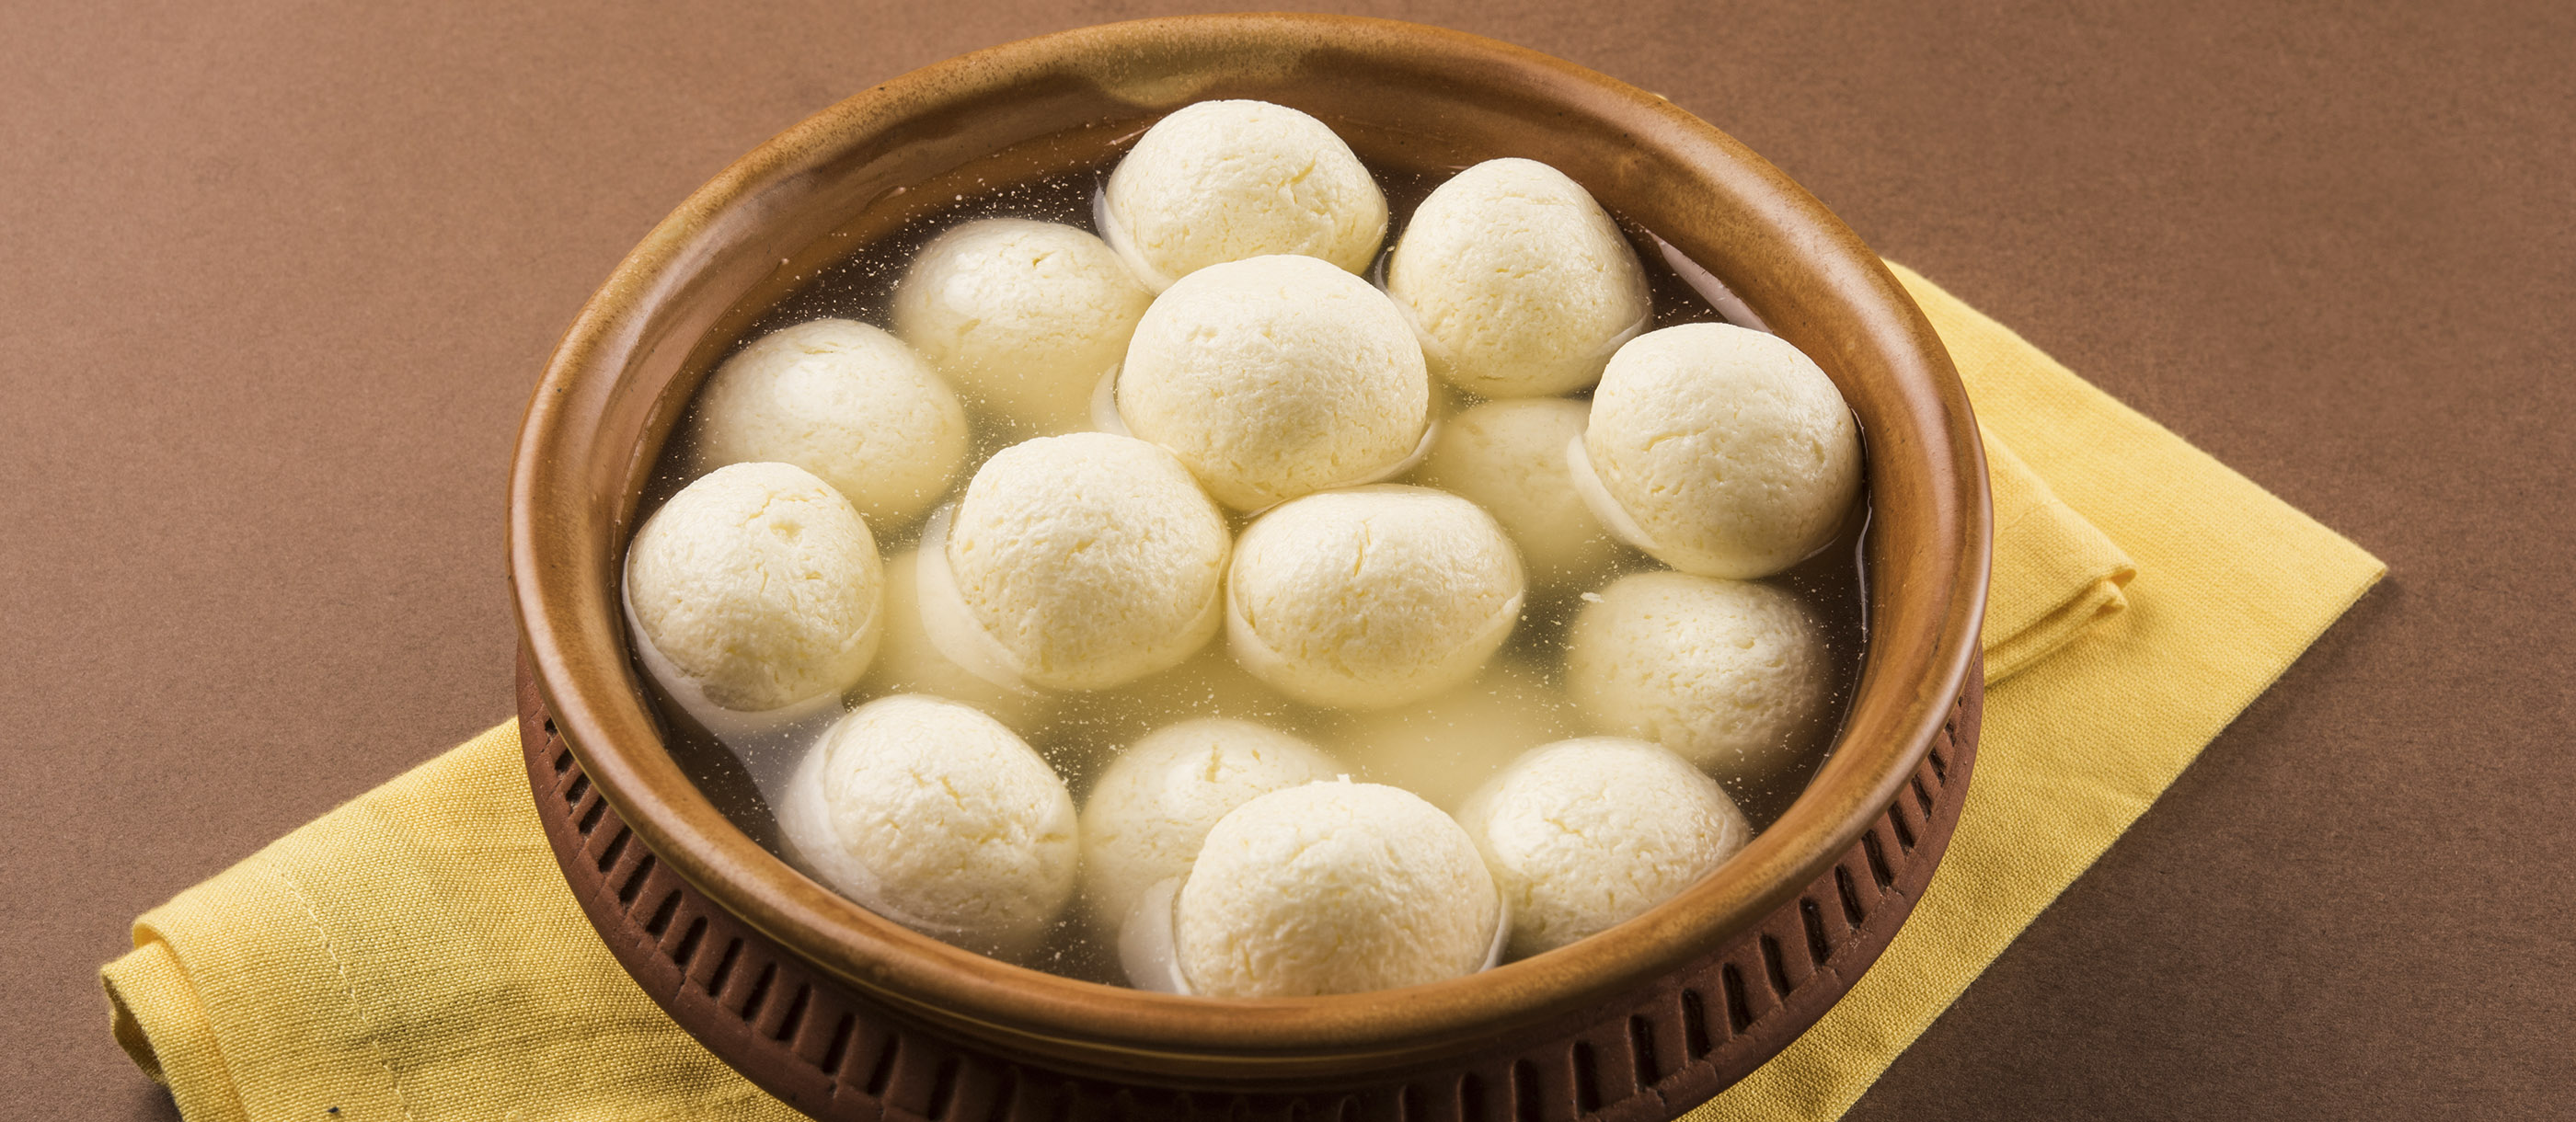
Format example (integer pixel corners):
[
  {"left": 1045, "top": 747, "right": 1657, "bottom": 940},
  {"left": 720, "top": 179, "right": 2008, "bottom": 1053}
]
[
  {"left": 100, "top": 724, "right": 799, "bottom": 1122},
  {"left": 101, "top": 268, "right": 2382, "bottom": 1122},
  {"left": 1692, "top": 265, "right": 2384, "bottom": 1119},
  {"left": 1975, "top": 423, "right": 2136, "bottom": 682}
]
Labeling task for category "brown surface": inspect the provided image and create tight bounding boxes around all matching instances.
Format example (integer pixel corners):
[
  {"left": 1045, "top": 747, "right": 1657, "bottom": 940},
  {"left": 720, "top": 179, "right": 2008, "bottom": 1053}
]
[
  {"left": 3, "top": 2, "right": 2566, "bottom": 1119},
  {"left": 509, "top": 13, "right": 1986, "bottom": 1080},
  {"left": 521, "top": 649, "right": 1977, "bottom": 1118}
]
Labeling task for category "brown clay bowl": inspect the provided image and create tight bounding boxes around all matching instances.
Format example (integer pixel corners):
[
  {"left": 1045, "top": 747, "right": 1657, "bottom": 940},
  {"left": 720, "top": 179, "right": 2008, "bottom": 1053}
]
[{"left": 509, "top": 11, "right": 1990, "bottom": 1116}]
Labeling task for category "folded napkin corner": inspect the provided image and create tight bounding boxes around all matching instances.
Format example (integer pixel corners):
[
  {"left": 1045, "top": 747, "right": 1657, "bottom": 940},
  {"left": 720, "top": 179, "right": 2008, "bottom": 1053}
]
[
  {"left": 104, "top": 934, "right": 248, "bottom": 1122},
  {"left": 1976, "top": 422, "right": 2140, "bottom": 682}
]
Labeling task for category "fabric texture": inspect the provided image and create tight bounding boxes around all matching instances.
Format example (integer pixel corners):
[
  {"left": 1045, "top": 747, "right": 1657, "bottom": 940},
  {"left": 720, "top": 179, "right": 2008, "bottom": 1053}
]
[
  {"left": 100, "top": 268, "right": 2381, "bottom": 1121},
  {"left": 1975, "top": 422, "right": 2136, "bottom": 682},
  {"left": 1688, "top": 265, "right": 2384, "bottom": 1119}
]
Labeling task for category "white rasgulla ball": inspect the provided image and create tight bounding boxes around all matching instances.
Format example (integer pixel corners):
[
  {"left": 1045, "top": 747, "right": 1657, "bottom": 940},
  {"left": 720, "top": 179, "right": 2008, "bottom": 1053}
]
[
  {"left": 1458, "top": 737, "right": 1752, "bottom": 958},
  {"left": 1079, "top": 718, "right": 1343, "bottom": 934},
  {"left": 1175, "top": 781, "right": 1498, "bottom": 997},
  {"left": 1566, "top": 571, "right": 1834, "bottom": 782},
  {"left": 775, "top": 695, "right": 1078, "bottom": 958},
  {"left": 1118, "top": 255, "right": 1430, "bottom": 510},
  {"left": 859, "top": 551, "right": 1054, "bottom": 735},
  {"left": 691, "top": 318, "right": 970, "bottom": 526},
  {"left": 1228, "top": 486, "right": 1524, "bottom": 712},
  {"left": 892, "top": 219, "right": 1153, "bottom": 434},
  {"left": 1582, "top": 323, "right": 1861, "bottom": 578},
  {"left": 1386, "top": 158, "right": 1651, "bottom": 397},
  {"left": 1101, "top": 99, "right": 1387, "bottom": 292},
  {"left": 1335, "top": 659, "right": 1579, "bottom": 813},
  {"left": 947, "top": 432, "right": 1230, "bottom": 691},
  {"left": 625, "top": 462, "right": 883, "bottom": 713},
  {"left": 1420, "top": 397, "right": 1623, "bottom": 587}
]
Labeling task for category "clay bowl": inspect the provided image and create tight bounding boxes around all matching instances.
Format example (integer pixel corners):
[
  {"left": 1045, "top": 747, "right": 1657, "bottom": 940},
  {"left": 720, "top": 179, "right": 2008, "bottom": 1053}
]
[{"left": 509, "top": 12, "right": 1989, "bottom": 1117}]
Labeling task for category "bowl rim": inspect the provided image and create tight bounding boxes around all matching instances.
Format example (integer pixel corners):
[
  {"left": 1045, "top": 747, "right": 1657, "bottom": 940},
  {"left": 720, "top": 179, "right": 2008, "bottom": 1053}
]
[{"left": 511, "top": 12, "right": 1990, "bottom": 1074}]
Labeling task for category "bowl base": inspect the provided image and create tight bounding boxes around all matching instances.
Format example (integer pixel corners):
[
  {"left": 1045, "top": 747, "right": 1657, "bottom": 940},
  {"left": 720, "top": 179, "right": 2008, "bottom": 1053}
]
[{"left": 518, "top": 650, "right": 1980, "bottom": 1121}]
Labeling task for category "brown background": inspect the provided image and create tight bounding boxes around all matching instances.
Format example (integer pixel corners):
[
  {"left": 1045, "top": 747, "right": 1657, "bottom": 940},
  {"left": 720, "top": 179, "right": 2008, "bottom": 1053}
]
[{"left": 5, "top": 2, "right": 2568, "bottom": 1118}]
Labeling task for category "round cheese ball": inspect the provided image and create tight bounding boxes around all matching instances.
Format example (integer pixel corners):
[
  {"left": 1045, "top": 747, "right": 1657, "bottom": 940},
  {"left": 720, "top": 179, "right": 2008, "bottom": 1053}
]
[
  {"left": 1118, "top": 255, "right": 1430, "bottom": 510},
  {"left": 1336, "top": 660, "right": 1577, "bottom": 814},
  {"left": 1228, "top": 487, "right": 1524, "bottom": 711},
  {"left": 1581, "top": 323, "right": 1861, "bottom": 578},
  {"left": 1079, "top": 718, "right": 1342, "bottom": 933},
  {"left": 625, "top": 462, "right": 883, "bottom": 714},
  {"left": 860, "top": 551, "right": 1053, "bottom": 735},
  {"left": 1386, "top": 158, "right": 1651, "bottom": 397},
  {"left": 1459, "top": 738, "right": 1751, "bottom": 957},
  {"left": 1100, "top": 99, "right": 1386, "bottom": 291},
  {"left": 1420, "top": 397, "right": 1623, "bottom": 587},
  {"left": 1566, "top": 571, "right": 1834, "bottom": 781},
  {"left": 690, "top": 318, "right": 969, "bottom": 526},
  {"left": 892, "top": 219, "right": 1153, "bottom": 434},
  {"left": 944, "top": 432, "right": 1230, "bottom": 692},
  {"left": 1174, "top": 781, "right": 1498, "bottom": 997},
  {"left": 775, "top": 695, "right": 1078, "bottom": 958}
]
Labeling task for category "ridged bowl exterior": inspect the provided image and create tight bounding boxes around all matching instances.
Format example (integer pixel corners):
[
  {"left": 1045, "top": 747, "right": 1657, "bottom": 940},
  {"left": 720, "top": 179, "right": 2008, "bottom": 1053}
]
[{"left": 520, "top": 654, "right": 1981, "bottom": 1118}]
